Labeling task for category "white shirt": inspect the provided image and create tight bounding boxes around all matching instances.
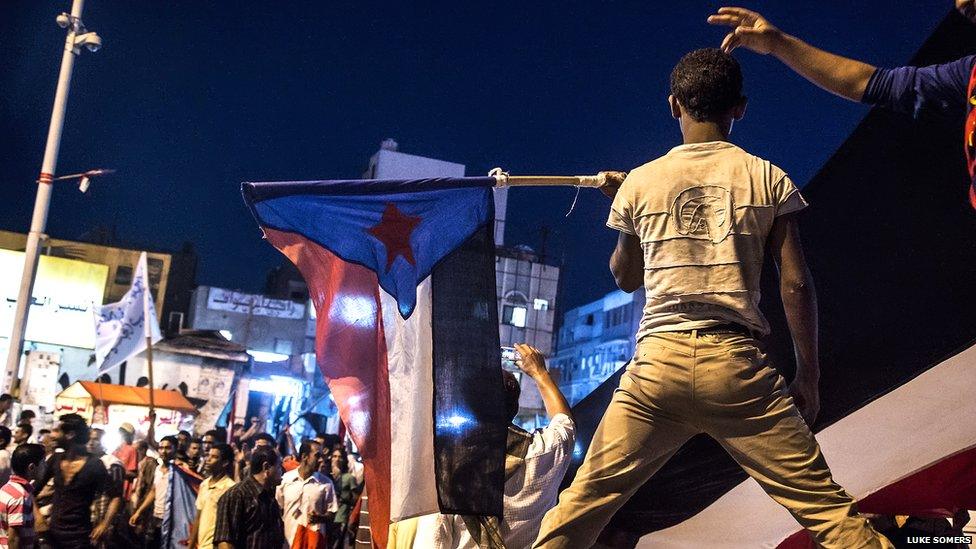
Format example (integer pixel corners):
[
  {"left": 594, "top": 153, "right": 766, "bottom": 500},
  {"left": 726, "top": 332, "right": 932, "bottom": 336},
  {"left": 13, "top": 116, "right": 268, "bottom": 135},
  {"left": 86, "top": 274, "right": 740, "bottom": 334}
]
[
  {"left": 607, "top": 142, "right": 808, "bottom": 338},
  {"left": 417, "top": 413, "right": 576, "bottom": 549},
  {"left": 152, "top": 462, "right": 171, "bottom": 519},
  {"left": 275, "top": 468, "right": 339, "bottom": 544}
]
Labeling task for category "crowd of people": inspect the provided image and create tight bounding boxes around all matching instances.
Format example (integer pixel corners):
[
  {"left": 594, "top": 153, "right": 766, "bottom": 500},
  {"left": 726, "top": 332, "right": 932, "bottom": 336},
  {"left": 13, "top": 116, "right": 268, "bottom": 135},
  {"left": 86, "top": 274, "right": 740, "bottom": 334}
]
[
  {"left": 0, "top": 338, "right": 576, "bottom": 549},
  {"left": 0, "top": 390, "right": 371, "bottom": 549}
]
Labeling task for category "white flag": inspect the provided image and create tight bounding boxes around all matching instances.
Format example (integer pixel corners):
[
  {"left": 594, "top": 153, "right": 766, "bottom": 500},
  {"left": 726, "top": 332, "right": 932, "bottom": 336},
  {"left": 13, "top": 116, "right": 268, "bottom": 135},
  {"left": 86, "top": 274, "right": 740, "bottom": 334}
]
[{"left": 94, "top": 252, "right": 163, "bottom": 374}]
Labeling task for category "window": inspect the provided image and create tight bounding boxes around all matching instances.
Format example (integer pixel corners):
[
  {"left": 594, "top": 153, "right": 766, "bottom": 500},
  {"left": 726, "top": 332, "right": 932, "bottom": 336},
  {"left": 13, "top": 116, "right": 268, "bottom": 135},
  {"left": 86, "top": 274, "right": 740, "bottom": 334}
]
[
  {"left": 533, "top": 299, "right": 549, "bottom": 311},
  {"left": 503, "top": 305, "right": 527, "bottom": 328},
  {"left": 114, "top": 265, "right": 133, "bottom": 285},
  {"left": 274, "top": 338, "right": 293, "bottom": 355}
]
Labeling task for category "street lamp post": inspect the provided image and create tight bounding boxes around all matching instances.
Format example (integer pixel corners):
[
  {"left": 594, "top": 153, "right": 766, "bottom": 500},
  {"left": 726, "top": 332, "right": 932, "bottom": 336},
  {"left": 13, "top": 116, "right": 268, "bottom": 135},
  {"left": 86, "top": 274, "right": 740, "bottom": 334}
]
[{"left": 3, "top": 0, "right": 103, "bottom": 393}]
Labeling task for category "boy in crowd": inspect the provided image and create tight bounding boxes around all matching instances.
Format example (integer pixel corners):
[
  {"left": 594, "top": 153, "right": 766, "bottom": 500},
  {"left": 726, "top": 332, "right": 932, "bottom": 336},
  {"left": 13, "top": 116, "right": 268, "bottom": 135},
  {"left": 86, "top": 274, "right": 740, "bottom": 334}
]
[{"left": 0, "top": 444, "right": 45, "bottom": 549}]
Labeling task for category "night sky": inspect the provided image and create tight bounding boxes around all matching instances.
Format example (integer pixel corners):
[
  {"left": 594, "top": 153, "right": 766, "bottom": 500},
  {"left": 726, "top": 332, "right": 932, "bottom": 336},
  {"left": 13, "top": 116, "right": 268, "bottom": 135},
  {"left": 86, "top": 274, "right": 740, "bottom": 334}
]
[{"left": 0, "top": 1, "right": 948, "bottom": 313}]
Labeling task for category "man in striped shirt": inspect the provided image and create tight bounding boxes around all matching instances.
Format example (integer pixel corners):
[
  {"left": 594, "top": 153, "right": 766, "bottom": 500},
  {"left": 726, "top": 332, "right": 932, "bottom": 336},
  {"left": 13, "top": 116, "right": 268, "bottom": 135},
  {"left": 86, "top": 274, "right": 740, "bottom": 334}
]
[{"left": 0, "top": 444, "right": 45, "bottom": 549}]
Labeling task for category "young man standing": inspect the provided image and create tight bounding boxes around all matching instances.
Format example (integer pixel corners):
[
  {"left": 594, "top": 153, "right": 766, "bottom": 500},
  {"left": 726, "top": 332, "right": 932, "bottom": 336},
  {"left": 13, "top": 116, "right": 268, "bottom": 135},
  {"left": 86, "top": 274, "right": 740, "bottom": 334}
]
[
  {"left": 129, "top": 435, "right": 178, "bottom": 547},
  {"left": 188, "top": 444, "right": 235, "bottom": 549},
  {"left": 86, "top": 429, "right": 126, "bottom": 549},
  {"left": 276, "top": 441, "right": 337, "bottom": 549},
  {"left": 213, "top": 446, "right": 285, "bottom": 549},
  {"left": 0, "top": 444, "right": 45, "bottom": 549},
  {"left": 534, "top": 49, "right": 892, "bottom": 549},
  {"left": 38, "top": 414, "right": 121, "bottom": 548},
  {"left": 112, "top": 423, "right": 138, "bottom": 498},
  {"left": 708, "top": 3, "right": 976, "bottom": 208}
]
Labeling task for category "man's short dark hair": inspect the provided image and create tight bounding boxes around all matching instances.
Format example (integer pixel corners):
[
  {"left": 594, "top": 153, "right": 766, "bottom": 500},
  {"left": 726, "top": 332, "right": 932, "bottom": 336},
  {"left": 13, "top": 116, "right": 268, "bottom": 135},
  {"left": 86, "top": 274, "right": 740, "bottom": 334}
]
[
  {"left": 11, "top": 444, "right": 44, "bottom": 477},
  {"left": 16, "top": 423, "right": 32, "bottom": 438},
  {"left": 203, "top": 429, "right": 220, "bottom": 440},
  {"left": 189, "top": 438, "right": 202, "bottom": 445},
  {"left": 249, "top": 446, "right": 280, "bottom": 473},
  {"left": 212, "top": 443, "right": 234, "bottom": 474},
  {"left": 502, "top": 371, "right": 521, "bottom": 422},
  {"left": 670, "top": 48, "right": 744, "bottom": 122},
  {"left": 18, "top": 410, "right": 35, "bottom": 421},
  {"left": 0, "top": 426, "right": 11, "bottom": 447},
  {"left": 212, "top": 442, "right": 233, "bottom": 459},
  {"left": 0, "top": 394, "right": 13, "bottom": 403},
  {"left": 160, "top": 435, "right": 179, "bottom": 447},
  {"left": 253, "top": 432, "right": 275, "bottom": 446},
  {"left": 318, "top": 434, "right": 341, "bottom": 450},
  {"left": 298, "top": 440, "right": 320, "bottom": 460},
  {"left": 58, "top": 414, "right": 90, "bottom": 446}
]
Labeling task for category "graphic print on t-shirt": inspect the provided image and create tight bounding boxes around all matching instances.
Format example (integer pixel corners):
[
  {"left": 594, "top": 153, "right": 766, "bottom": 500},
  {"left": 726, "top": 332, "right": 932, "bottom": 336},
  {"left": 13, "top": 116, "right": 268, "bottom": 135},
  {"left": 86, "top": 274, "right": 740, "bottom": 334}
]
[{"left": 670, "top": 185, "right": 734, "bottom": 244}]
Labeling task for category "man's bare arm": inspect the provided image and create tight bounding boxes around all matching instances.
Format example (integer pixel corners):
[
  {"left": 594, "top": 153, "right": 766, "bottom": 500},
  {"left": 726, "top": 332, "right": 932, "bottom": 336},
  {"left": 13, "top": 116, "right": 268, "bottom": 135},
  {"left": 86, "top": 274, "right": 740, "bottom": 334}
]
[
  {"left": 514, "top": 344, "right": 571, "bottom": 420},
  {"left": 129, "top": 486, "right": 155, "bottom": 526},
  {"left": 610, "top": 232, "right": 644, "bottom": 293},
  {"left": 92, "top": 496, "right": 121, "bottom": 543},
  {"left": 708, "top": 7, "right": 876, "bottom": 101},
  {"left": 768, "top": 213, "right": 820, "bottom": 424}
]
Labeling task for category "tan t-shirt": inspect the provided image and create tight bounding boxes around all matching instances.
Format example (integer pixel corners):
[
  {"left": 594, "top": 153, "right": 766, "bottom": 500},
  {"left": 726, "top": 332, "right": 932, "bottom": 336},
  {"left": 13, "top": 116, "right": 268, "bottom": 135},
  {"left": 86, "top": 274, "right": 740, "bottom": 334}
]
[
  {"left": 607, "top": 141, "right": 807, "bottom": 340},
  {"left": 196, "top": 475, "right": 236, "bottom": 549}
]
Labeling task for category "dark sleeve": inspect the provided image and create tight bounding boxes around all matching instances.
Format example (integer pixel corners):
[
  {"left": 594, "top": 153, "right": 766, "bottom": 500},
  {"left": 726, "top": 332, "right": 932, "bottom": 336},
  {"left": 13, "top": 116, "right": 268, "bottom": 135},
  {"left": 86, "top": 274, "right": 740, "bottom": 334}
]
[
  {"left": 36, "top": 454, "right": 58, "bottom": 488},
  {"left": 213, "top": 489, "right": 240, "bottom": 546},
  {"left": 861, "top": 55, "right": 975, "bottom": 121},
  {"left": 93, "top": 461, "right": 122, "bottom": 499},
  {"left": 108, "top": 464, "right": 125, "bottom": 493}
]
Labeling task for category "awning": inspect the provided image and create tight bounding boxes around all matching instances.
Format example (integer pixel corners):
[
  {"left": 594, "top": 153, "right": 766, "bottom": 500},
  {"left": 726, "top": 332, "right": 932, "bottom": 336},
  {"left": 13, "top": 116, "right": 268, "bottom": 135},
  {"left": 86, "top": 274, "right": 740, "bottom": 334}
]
[{"left": 58, "top": 381, "right": 197, "bottom": 414}]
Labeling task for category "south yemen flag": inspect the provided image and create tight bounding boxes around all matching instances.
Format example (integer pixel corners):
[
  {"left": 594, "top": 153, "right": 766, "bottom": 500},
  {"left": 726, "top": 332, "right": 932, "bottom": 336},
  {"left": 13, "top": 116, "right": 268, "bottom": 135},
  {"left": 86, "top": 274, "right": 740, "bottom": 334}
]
[{"left": 243, "top": 177, "right": 508, "bottom": 548}]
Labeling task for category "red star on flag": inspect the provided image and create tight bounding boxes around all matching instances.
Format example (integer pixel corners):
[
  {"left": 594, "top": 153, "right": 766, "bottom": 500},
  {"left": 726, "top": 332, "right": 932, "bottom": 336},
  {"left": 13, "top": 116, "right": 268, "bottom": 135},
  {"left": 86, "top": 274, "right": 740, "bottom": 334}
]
[{"left": 367, "top": 203, "right": 422, "bottom": 272}]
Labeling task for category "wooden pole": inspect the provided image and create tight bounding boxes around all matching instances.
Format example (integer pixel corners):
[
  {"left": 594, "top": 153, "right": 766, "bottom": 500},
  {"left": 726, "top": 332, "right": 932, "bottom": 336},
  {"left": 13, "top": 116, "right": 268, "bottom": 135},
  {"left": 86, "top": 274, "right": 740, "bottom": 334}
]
[
  {"left": 145, "top": 334, "right": 155, "bottom": 415},
  {"left": 139, "top": 252, "right": 156, "bottom": 418},
  {"left": 491, "top": 174, "right": 609, "bottom": 188}
]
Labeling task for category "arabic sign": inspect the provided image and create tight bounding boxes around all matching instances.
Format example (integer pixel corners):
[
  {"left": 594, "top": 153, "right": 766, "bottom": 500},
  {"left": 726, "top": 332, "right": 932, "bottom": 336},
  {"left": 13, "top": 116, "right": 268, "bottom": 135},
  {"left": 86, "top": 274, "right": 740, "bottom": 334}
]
[
  {"left": 0, "top": 249, "right": 108, "bottom": 349},
  {"left": 206, "top": 287, "right": 305, "bottom": 320},
  {"left": 0, "top": 230, "right": 170, "bottom": 314}
]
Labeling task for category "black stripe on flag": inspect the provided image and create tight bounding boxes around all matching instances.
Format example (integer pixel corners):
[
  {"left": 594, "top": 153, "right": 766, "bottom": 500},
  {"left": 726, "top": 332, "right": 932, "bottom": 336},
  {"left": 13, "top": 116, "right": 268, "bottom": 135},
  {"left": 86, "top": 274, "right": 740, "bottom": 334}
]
[{"left": 431, "top": 221, "right": 508, "bottom": 517}]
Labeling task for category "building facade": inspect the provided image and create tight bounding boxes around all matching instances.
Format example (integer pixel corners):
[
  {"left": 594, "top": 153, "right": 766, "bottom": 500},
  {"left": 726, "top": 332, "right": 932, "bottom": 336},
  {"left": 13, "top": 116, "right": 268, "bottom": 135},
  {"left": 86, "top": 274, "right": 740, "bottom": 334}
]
[{"left": 551, "top": 289, "right": 645, "bottom": 406}]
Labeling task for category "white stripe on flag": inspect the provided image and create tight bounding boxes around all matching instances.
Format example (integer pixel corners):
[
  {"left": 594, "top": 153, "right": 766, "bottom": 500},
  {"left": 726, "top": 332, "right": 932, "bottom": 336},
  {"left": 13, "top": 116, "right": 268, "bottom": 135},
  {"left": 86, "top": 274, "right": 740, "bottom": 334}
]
[
  {"left": 382, "top": 278, "right": 439, "bottom": 522},
  {"left": 639, "top": 341, "right": 976, "bottom": 548}
]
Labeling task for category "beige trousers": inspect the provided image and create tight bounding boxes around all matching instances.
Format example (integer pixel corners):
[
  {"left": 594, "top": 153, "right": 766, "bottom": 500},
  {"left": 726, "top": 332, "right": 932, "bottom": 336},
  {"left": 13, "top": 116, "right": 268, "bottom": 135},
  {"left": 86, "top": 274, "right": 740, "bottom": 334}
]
[{"left": 534, "top": 331, "right": 892, "bottom": 549}]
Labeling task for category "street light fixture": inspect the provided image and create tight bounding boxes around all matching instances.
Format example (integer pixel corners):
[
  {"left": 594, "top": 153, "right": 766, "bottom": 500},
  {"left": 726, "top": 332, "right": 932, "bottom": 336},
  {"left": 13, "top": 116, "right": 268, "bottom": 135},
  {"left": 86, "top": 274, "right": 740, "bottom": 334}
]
[
  {"left": 3, "top": 0, "right": 103, "bottom": 393},
  {"left": 50, "top": 168, "right": 116, "bottom": 193}
]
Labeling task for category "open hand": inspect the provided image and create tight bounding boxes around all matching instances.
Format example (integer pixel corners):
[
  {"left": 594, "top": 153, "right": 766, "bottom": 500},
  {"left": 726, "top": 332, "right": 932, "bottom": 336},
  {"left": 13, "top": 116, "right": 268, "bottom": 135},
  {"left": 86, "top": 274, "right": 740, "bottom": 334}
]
[{"left": 707, "top": 7, "right": 783, "bottom": 54}]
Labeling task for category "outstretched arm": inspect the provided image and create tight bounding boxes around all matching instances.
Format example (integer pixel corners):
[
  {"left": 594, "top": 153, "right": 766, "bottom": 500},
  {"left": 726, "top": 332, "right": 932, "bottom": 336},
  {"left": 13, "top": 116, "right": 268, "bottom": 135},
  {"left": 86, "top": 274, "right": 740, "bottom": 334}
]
[
  {"left": 514, "top": 344, "right": 571, "bottom": 420},
  {"left": 708, "top": 7, "right": 876, "bottom": 101}
]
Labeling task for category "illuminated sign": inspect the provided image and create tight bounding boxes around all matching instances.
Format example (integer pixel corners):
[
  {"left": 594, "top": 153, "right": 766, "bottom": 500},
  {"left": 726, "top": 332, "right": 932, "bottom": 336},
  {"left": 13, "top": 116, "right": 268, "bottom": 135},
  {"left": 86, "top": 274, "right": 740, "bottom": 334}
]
[
  {"left": 207, "top": 287, "right": 305, "bottom": 320},
  {"left": 0, "top": 249, "right": 108, "bottom": 349},
  {"left": 0, "top": 230, "right": 170, "bottom": 313}
]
